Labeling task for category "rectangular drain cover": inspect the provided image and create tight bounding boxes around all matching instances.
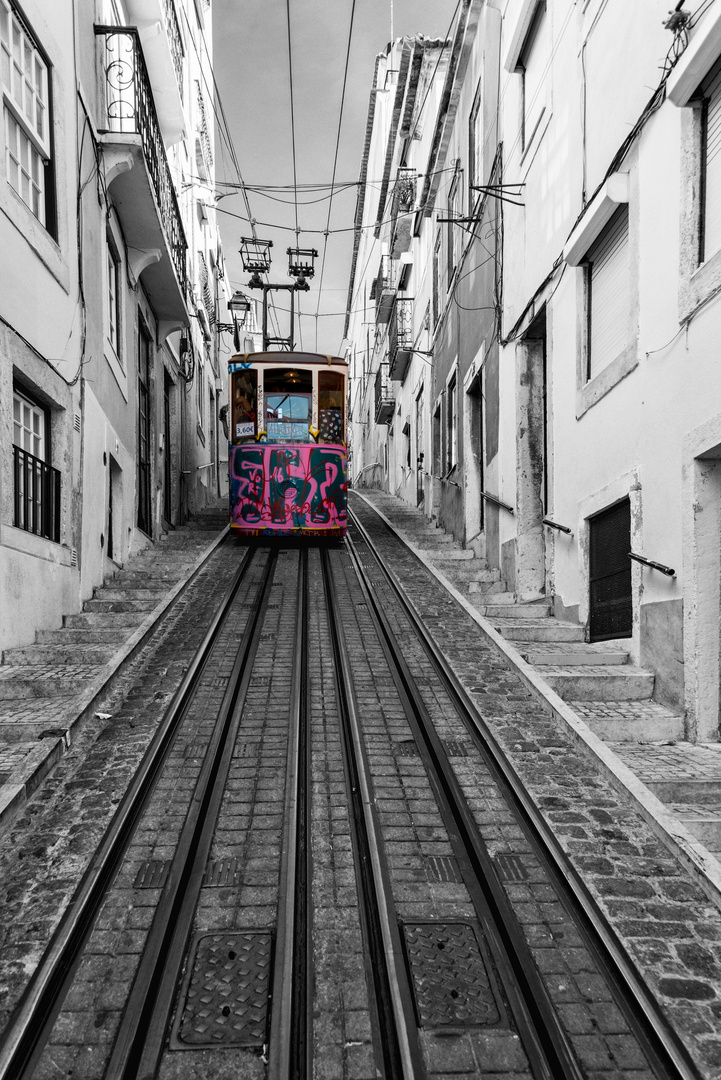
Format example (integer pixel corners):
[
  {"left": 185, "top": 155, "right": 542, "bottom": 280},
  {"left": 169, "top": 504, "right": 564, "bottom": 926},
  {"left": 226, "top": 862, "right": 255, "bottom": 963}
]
[
  {"left": 426, "top": 855, "right": 463, "bottom": 883},
  {"left": 183, "top": 743, "right": 206, "bottom": 759},
  {"left": 204, "top": 858, "right": 241, "bottom": 887},
  {"left": 495, "top": 853, "right": 529, "bottom": 882},
  {"left": 235, "top": 742, "right": 259, "bottom": 758},
  {"left": 402, "top": 922, "right": 506, "bottom": 1028},
  {"left": 394, "top": 740, "right": 419, "bottom": 757},
  {"left": 444, "top": 740, "right": 469, "bottom": 757},
  {"left": 170, "top": 931, "right": 272, "bottom": 1049},
  {"left": 134, "top": 861, "right": 171, "bottom": 889}
]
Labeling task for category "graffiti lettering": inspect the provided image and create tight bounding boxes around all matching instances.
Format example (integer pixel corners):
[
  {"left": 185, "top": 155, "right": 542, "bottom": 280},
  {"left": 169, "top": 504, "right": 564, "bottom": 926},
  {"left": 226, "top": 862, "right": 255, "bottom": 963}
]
[{"left": 229, "top": 444, "right": 347, "bottom": 533}]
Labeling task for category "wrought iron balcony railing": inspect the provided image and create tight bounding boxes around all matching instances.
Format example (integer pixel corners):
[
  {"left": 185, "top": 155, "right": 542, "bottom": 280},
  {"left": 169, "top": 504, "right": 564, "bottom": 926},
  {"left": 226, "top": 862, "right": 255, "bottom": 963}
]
[
  {"left": 195, "top": 80, "right": 213, "bottom": 179},
  {"left": 13, "top": 446, "right": 61, "bottom": 543},
  {"left": 388, "top": 296, "right": 414, "bottom": 382},
  {"left": 162, "top": 0, "right": 184, "bottom": 96},
  {"left": 374, "top": 362, "right": 394, "bottom": 425},
  {"left": 96, "top": 27, "right": 188, "bottom": 297}
]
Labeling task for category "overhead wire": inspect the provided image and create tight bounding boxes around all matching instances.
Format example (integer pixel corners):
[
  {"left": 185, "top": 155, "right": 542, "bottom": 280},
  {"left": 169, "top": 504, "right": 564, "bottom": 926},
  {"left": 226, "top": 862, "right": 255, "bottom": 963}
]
[
  {"left": 314, "top": 0, "right": 357, "bottom": 351},
  {"left": 286, "top": 0, "right": 300, "bottom": 240}
]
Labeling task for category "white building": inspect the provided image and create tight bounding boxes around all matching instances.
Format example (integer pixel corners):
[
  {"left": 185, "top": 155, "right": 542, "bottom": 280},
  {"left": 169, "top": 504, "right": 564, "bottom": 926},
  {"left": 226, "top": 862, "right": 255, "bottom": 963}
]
[
  {"left": 345, "top": 0, "right": 721, "bottom": 743},
  {"left": 1, "top": 0, "right": 227, "bottom": 651}
]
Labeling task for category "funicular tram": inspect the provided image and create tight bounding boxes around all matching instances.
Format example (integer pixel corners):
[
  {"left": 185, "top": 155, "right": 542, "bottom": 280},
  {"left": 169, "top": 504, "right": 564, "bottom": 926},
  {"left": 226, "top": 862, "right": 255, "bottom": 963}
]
[{"left": 228, "top": 351, "right": 348, "bottom": 537}]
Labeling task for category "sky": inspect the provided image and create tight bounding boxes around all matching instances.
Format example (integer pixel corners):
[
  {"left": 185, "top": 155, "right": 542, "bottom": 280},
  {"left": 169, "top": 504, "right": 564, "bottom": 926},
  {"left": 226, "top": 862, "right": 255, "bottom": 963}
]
[{"left": 212, "top": 0, "right": 459, "bottom": 356}]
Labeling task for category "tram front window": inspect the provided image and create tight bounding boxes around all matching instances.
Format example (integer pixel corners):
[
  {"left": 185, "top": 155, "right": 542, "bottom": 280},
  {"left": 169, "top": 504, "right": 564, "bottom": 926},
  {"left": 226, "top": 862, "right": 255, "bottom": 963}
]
[{"left": 264, "top": 369, "right": 313, "bottom": 442}]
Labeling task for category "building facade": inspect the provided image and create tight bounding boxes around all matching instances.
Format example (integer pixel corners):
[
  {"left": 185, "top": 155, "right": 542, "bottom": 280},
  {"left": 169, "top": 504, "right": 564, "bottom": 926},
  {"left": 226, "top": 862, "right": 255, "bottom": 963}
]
[
  {"left": 1, "top": 0, "right": 227, "bottom": 651},
  {"left": 345, "top": 0, "right": 721, "bottom": 743}
]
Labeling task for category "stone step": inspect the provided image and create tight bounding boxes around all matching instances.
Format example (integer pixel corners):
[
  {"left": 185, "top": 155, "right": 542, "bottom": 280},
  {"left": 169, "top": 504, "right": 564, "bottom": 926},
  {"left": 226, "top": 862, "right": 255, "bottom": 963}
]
[
  {"left": 498, "top": 622, "right": 585, "bottom": 643},
  {"left": 83, "top": 599, "right": 159, "bottom": 614},
  {"left": 65, "top": 612, "right": 147, "bottom": 629},
  {"left": 540, "top": 666, "right": 654, "bottom": 701},
  {"left": 442, "top": 566, "right": 501, "bottom": 583},
  {"left": 520, "top": 646, "right": 629, "bottom": 666},
  {"left": 0, "top": 674, "right": 90, "bottom": 699},
  {"left": 479, "top": 602, "right": 553, "bottom": 619},
  {"left": 646, "top": 779, "right": 721, "bottom": 804},
  {"left": 668, "top": 803, "right": 721, "bottom": 854},
  {"left": 37, "top": 628, "right": 130, "bottom": 645},
  {"left": 101, "top": 576, "right": 175, "bottom": 591},
  {"left": 93, "top": 587, "right": 169, "bottom": 602},
  {"left": 583, "top": 711, "right": 684, "bottom": 741},
  {"left": 2, "top": 643, "right": 116, "bottom": 666},
  {"left": 465, "top": 579, "right": 510, "bottom": 597},
  {"left": 418, "top": 548, "right": 476, "bottom": 561}
]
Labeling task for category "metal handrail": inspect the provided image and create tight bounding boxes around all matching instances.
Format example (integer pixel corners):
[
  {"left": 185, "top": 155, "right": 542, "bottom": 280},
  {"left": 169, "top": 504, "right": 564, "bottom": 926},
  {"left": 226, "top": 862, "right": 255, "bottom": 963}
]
[
  {"left": 543, "top": 518, "right": 572, "bottom": 535},
  {"left": 628, "top": 552, "right": 676, "bottom": 577},
  {"left": 480, "top": 490, "right": 514, "bottom": 514}
]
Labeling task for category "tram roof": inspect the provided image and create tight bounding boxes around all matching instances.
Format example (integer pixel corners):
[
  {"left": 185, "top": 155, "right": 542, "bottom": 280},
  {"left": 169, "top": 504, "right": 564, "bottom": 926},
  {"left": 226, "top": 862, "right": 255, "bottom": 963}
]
[{"left": 228, "top": 350, "right": 347, "bottom": 368}]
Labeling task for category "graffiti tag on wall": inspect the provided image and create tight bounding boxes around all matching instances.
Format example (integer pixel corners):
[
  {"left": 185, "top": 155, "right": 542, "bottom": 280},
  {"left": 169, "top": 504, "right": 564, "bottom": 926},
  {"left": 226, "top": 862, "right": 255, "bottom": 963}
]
[{"left": 229, "top": 444, "right": 347, "bottom": 532}]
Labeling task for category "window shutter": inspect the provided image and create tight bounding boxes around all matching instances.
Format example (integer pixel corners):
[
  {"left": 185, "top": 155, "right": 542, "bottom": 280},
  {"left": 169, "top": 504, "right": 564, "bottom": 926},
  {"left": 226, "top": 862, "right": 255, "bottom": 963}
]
[
  {"left": 588, "top": 205, "right": 630, "bottom": 380},
  {"left": 702, "top": 65, "right": 721, "bottom": 262}
]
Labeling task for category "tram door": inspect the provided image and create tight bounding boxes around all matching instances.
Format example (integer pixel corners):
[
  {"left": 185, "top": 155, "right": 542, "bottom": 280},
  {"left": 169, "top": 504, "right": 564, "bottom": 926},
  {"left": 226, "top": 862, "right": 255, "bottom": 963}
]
[
  {"left": 415, "top": 388, "right": 424, "bottom": 506},
  {"left": 589, "top": 499, "right": 632, "bottom": 641}
]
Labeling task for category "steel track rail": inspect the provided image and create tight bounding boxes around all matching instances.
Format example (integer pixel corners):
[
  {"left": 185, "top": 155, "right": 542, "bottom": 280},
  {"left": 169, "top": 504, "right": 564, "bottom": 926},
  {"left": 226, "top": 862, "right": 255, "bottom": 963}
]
[
  {"left": 321, "top": 547, "right": 425, "bottom": 1080},
  {"left": 107, "top": 548, "right": 278, "bottom": 1079},
  {"left": 268, "top": 547, "right": 312, "bottom": 1080},
  {"left": 0, "top": 540, "right": 256, "bottom": 1080},
  {"left": 348, "top": 505, "right": 701, "bottom": 1080},
  {"left": 345, "top": 528, "right": 580, "bottom": 1080}
]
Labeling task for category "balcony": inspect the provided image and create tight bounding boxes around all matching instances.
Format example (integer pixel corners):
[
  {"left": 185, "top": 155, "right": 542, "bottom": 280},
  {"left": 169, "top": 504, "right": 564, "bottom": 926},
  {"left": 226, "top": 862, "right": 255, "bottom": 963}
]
[
  {"left": 195, "top": 81, "right": 213, "bottom": 181},
  {"left": 124, "top": 0, "right": 185, "bottom": 143},
  {"left": 96, "top": 27, "right": 189, "bottom": 328},
  {"left": 374, "top": 362, "right": 394, "bottom": 425},
  {"left": 374, "top": 255, "right": 397, "bottom": 323},
  {"left": 13, "top": 447, "right": 60, "bottom": 543},
  {"left": 388, "top": 297, "right": 413, "bottom": 382}
]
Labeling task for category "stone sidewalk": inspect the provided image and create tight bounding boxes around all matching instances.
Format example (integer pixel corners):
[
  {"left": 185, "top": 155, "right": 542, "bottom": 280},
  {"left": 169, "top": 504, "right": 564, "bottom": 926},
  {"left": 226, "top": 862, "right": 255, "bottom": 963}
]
[
  {"left": 0, "top": 509, "right": 229, "bottom": 839},
  {"left": 353, "top": 488, "right": 721, "bottom": 909}
]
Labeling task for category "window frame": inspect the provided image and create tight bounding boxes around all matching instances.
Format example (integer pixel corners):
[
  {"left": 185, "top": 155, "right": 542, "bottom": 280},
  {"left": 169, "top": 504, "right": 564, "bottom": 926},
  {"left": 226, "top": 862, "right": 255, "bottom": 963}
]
[
  {"left": 106, "top": 233, "right": 121, "bottom": 359},
  {"left": 518, "top": 0, "right": 547, "bottom": 155},
  {"left": 0, "top": 0, "right": 54, "bottom": 231},
  {"left": 468, "top": 76, "right": 483, "bottom": 204},
  {"left": 13, "top": 384, "right": 48, "bottom": 461},
  {"left": 584, "top": 204, "right": 631, "bottom": 383}
]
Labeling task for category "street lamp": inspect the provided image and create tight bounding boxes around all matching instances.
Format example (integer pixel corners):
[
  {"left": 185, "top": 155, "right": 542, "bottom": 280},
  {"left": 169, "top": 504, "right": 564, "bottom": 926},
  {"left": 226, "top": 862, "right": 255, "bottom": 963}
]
[{"left": 217, "top": 291, "right": 254, "bottom": 351}]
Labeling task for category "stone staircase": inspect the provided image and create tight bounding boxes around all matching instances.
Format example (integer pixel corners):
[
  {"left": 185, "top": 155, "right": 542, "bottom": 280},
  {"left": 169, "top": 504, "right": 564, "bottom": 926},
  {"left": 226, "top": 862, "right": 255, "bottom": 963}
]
[{"left": 0, "top": 506, "right": 229, "bottom": 735}]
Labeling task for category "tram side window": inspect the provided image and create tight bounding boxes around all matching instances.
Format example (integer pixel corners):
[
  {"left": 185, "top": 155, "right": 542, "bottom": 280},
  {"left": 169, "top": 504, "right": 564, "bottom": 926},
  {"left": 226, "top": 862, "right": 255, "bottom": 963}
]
[
  {"left": 264, "top": 368, "right": 313, "bottom": 442},
  {"left": 231, "top": 370, "right": 257, "bottom": 442},
  {"left": 318, "top": 371, "right": 344, "bottom": 443}
]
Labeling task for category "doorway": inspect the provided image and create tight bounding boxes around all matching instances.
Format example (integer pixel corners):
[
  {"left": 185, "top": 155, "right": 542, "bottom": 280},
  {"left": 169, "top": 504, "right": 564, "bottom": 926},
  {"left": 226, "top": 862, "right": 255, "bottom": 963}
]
[
  {"left": 415, "top": 387, "right": 424, "bottom": 506},
  {"left": 589, "top": 499, "right": 632, "bottom": 641}
]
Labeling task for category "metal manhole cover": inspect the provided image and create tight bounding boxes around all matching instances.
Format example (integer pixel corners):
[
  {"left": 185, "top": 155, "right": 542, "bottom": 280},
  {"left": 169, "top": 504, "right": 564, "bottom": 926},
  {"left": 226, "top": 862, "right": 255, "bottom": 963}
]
[
  {"left": 402, "top": 922, "right": 505, "bottom": 1028},
  {"left": 235, "top": 742, "right": 259, "bottom": 758},
  {"left": 495, "top": 853, "right": 529, "bottom": 882},
  {"left": 183, "top": 743, "right": 206, "bottom": 759},
  {"left": 394, "top": 740, "right": 419, "bottom": 757},
  {"left": 426, "top": 856, "right": 463, "bottom": 883},
  {"left": 444, "top": 740, "right": 469, "bottom": 757},
  {"left": 204, "top": 858, "right": 241, "bottom": 887},
  {"left": 170, "top": 931, "right": 273, "bottom": 1049},
  {"left": 134, "top": 861, "right": 171, "bottom": 889}
]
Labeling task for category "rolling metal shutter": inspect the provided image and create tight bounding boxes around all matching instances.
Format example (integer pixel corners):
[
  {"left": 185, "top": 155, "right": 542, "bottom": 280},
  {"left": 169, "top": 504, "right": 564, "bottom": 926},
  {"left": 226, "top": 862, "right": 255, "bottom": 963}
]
[
  {"left": 702, "top": 63, "right": 721, "bottom": 263},
  {"left": 587, "top": 205, "right": 630, "bottom": 380},
  {"left": 589, "top": 499, "right": 632, "bottom": 642}
]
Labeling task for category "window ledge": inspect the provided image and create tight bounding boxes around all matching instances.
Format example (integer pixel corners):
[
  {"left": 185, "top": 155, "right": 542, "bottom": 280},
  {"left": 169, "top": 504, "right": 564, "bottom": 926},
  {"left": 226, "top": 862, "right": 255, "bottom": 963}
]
[
  {"left": 0, "top": 184, "right": 70, "bottom": 292},
  {"left": 667, "top": 6, "right": 721, "bottom": 107},
  {"left": 1, "top": 523, "right": 71, "bottom": 564},
  {"left": 576, "top": 342, "right": 638, "bottom": 418},
  {"left": 519, "top": 107, "right": 551, "bottom": 172},
  {"left": 504, "top": 0, "right": 541, "bottom": 72},
  {"left": 564, "top": 172, "right": 629, "bottom": 265}
]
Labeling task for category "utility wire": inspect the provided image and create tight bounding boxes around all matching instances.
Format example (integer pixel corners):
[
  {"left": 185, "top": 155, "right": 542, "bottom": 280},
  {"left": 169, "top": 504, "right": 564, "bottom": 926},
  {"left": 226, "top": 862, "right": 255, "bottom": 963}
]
[
  {"left": 314, "top": 0, "right": 357, "bottom": 351},
  {"left": 286, "top": 0, "right": 301, "bottom": 239}
]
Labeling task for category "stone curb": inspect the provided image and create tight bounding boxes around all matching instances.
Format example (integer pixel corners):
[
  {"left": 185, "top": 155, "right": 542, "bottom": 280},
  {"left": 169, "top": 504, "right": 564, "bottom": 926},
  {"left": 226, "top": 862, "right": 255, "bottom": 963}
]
[
  {"left": 0, "top": 526, "right": 229, "bottom": 841},
  {"left": 354, "top": 492, "right": 721, "bottom": 910}
]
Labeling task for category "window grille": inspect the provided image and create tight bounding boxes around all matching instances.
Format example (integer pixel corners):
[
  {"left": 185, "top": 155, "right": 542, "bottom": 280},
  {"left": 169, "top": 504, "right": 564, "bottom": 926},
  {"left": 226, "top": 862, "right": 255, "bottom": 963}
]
[
  {"left": 0, "top": 0, "right": 50, "bottom": 225},
  {"left": 586, "top": 205, "right": 630, "bottom": 380},
  {"left": 12, "top": 389, "right": 60, "bottom": 542}
]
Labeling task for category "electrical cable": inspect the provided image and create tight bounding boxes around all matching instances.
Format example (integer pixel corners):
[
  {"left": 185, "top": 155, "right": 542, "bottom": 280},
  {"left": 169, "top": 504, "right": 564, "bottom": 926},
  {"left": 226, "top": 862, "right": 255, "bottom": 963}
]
[
  {"left": 286, "top": 0, "right": 300, "bottom": 239},
  {"left": 314, "top": 0, "right": 357, "bottom": 351}
]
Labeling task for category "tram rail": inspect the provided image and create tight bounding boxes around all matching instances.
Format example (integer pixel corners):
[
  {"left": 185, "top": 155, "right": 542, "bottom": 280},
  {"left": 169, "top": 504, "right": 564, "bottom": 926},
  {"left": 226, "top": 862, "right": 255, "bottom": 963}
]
[{"left": 346, "top": 504, "right": 700, "bottom": 1080}]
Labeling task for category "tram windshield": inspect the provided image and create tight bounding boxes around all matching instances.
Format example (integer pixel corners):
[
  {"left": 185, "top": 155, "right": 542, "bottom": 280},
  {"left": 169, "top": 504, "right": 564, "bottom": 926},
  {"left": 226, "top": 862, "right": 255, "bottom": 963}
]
[
  {"left": 231, "top": 369, "right": 257, "bottom": 442},
  {"left": 318, "top": 371, "right": 344, "bottom": 443},
  {"left": 264, "top": 368, "right": 313, "bottom": 442}
]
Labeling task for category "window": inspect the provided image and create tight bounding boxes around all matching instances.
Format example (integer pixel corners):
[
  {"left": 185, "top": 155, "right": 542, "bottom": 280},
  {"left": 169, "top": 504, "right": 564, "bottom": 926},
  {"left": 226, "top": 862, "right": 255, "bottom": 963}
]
[
  {"left": 12, "top": 386, "right": 59, "bottom": 541},
  {"left": 447, "top": 173, "right": 460, "bottom": 282},
  {"left": 700, "top": 60, "right": 721, "bottom": 264},
  {"left": 107, "top": 236, "right": 121, "bottom": 356},
  {"left": 519, "top": 1, "right": 547, "bottom": 153},
  {"left": 0, "top": 0, "right": 52, "bottom": 228},
  {"left": 196, "top": 360, "right": 205, "bottom": 433},
  {"left": 447, "top": 375, "right": 457, "bottom": 472},
  {"left": 432, "top": 230, "right": 442, "bottom": 327},
  {"left": 469, "top": 78, "right": 483, "bottom": 199},
  {"left": 318, "top": 370, "right": 345, "bottom": 444},
  {"left": 585, "top": 205, "right": 630, "bottom": 381},
  {"left": 231, "top": 368, "right": 257, "bottom": 442},
  {"left": 264, "top": 368, "right": 313, "bottom": 443}
]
